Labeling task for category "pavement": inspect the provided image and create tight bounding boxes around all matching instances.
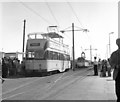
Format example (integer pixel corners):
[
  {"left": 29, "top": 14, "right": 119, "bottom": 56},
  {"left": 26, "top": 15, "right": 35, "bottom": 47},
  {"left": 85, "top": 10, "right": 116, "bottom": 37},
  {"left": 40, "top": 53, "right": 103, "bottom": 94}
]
[{"left": 46, "top": 70, "right": 117, "bottom": 101}]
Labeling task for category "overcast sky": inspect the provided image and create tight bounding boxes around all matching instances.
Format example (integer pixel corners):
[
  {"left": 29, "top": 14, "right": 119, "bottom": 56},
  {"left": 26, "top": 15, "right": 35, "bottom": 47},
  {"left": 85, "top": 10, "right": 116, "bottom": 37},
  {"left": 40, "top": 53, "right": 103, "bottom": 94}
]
[{"left": 1, "top": 0, "right": 119, "bottom": 60}]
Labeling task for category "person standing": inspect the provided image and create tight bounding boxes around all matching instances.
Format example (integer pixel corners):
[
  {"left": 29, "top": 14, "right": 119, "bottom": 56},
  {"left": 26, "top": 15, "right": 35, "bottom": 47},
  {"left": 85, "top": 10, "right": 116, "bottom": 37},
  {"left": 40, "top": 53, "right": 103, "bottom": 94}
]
[
  {"left": 98, "top": 58, "right": 102, "bottom": 70},
  {"left": 107, "top": 58, "right": 111, "bottom": 77},
  {"left": 2, "top": 57, "right": 9, "bottom": 78},
  {"left": 101, "top": 60, "right": 107, "bottom": 77},
  {"left": 110, "top": 38, "right": 120, "bottom": 102},
  {"left": 93, "top": 57, "right": 98, "bottom": 75}
]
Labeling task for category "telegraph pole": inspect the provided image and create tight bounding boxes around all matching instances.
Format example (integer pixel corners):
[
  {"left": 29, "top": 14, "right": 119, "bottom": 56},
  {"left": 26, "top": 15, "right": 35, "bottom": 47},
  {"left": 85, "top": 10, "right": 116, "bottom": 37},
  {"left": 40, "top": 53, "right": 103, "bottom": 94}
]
[
  {"left": 90, "top": 45, "right": 92, "bottom": 61},
  {"left": 85, "top": 45, "right": 97, "bottom": 61},
  {"left": 22, "top": 19, "right": 26, "bottom": 59}
]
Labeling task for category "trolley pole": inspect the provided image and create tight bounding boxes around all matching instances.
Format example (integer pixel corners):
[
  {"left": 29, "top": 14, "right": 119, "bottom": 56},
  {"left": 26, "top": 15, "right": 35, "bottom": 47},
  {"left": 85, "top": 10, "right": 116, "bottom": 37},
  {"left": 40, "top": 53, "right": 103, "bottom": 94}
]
[
  {"left": 72, "top": 23, "right": 75, "bottom": 71},
  {"left": 22, "top": 19, "right": 26, "bottom": 59}
]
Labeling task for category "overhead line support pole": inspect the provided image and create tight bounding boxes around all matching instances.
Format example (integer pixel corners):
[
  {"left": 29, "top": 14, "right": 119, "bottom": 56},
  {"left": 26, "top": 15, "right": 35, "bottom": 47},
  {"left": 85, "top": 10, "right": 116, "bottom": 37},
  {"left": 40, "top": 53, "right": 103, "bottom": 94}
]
[
  {"left": 72, "top": 23, "right": 75, "bottom": 71},
  {"left": 22, "top": 19, "right": 26, "bottom": 60}
]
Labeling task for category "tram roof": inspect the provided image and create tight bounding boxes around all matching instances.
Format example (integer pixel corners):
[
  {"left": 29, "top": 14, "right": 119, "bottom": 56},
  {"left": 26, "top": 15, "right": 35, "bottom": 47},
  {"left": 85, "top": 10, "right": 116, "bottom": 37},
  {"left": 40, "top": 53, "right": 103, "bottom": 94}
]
[{"left": 41, "top": 32, "right": 63, "bottom": 38}]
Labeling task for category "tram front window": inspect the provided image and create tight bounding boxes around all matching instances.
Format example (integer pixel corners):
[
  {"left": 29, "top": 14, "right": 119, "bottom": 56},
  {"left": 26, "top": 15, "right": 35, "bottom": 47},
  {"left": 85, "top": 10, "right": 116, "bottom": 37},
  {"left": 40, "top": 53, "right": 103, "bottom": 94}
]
[{"left": 27, "top": 52, "right": 35, "bottom": 59}]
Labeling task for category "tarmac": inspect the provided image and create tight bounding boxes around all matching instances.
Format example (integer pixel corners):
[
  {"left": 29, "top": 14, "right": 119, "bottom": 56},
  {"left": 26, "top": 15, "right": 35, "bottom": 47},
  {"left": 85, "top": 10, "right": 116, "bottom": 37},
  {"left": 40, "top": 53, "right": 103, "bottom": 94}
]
[{"left": 48, "top": 70, "right": 117, "bottom": 101}]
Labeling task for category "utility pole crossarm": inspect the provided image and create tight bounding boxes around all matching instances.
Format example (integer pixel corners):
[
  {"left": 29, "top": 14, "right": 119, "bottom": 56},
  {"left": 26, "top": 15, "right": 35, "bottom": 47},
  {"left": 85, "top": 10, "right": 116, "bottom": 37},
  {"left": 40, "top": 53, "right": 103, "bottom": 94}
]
[
  {"left": 60, "top": 29, "right": 89, "bottom": 33},
  {"left": 85, "top": 45, "right": 97, "bottom": 61}
]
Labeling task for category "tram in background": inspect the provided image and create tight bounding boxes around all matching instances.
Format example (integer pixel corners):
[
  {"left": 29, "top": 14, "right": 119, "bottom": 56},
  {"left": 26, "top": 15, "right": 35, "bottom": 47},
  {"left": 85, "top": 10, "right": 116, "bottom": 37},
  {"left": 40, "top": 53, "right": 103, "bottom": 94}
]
[
  {"left": 75, "top": 52, "right": 91, "bottom": 68},
  {"left": 24, "top": 31, "right": 70, "bottom": 75}
]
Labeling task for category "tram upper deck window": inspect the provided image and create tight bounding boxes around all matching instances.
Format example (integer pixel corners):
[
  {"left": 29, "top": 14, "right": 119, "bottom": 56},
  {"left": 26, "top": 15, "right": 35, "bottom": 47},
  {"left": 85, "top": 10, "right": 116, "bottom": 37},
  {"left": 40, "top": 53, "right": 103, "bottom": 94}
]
[{"left": 28, "top": 33, "right": 44, "bottom": 39}]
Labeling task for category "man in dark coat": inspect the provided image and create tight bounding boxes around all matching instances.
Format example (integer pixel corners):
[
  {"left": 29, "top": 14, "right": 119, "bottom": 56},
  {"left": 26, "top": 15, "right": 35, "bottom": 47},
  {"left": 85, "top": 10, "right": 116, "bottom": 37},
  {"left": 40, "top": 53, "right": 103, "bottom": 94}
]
[
  {"left": 2, "top": 57, "right": 9, "bottom": 78},
  {"left": 93, "top": 57, "right": 98, "bottom": 75},
  {"left": 110, "top": 38, "right": 120, "bottom": 102}
]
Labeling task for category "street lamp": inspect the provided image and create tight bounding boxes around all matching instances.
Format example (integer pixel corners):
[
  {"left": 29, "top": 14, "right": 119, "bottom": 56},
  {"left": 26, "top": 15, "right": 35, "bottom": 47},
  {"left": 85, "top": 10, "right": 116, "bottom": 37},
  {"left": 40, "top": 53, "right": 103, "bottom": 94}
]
[
  {"left": 109, "top": 32, "right": 114, "bottom": 57},
  {"left": 60, "top": 23, "right": 89, "bottom": 71}
]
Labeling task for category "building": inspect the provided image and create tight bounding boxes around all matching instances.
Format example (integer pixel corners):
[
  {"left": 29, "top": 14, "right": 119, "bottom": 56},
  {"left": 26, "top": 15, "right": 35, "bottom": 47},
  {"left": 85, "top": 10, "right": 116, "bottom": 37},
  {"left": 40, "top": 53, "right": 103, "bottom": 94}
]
[{"left": 4, "top": 52, "right": 24, "bottom": 62}]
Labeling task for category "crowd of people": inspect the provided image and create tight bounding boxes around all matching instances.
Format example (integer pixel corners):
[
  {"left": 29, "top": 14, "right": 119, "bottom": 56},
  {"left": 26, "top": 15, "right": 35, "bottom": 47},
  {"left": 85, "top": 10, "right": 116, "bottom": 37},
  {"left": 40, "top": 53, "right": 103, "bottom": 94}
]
[
  {"left": 93, "top": 57, "right": 112, "bottom": 77},
  {"left": 2, "top": 57, "right": 25, "bottom": 78}
]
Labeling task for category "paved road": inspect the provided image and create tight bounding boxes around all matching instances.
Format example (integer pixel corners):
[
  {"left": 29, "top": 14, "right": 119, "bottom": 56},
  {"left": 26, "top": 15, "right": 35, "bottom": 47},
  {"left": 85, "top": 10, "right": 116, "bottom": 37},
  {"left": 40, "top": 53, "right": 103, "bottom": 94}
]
[{"left": 2, "top": 67, "right": 91, "bottom": 100}]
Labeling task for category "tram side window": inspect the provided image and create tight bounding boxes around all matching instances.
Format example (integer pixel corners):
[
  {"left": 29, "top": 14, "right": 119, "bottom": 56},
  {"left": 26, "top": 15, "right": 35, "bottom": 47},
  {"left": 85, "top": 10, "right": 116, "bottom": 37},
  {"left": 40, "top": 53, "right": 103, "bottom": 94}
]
[
  {"left": 44, "top": 51, "right": 67, "bottom": 60},
  {"left": 59, "top": 54, "right": 64, "bottom": 60},
  {"left": 58, "top": 53, "right": 60, "bottom": 60},
  {"left": 66, "top": 55, "right": 70, "bottom": 60},
  {"left": 44, "top": 51, "right": 48, "bottom": 60},
  {"left": 50, "top": 51, "right": 53, "bottom": 60},
  {"left": 64, "top": 55, "right": 67, "bottom": 60},
  {"left": 45, "top": 51, "right": 53, "bottom": 60},
  {"left": 53, "top": 52, "right": 58, "bottom": 60}
]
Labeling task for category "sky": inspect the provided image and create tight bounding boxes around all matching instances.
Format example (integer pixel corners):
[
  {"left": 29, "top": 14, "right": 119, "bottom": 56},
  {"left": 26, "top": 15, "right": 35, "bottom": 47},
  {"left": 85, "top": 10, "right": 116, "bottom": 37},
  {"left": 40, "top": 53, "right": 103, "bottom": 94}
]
[{"left": 0, "top": 0, "right": 119, "bottom": 61}]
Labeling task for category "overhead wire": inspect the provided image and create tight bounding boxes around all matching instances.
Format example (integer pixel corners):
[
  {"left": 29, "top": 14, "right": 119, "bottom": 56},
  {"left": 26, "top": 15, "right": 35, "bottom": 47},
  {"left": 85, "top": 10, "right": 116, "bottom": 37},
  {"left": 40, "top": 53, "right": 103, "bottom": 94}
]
[
  {"left": 74, "top": 26, "right": 92, "bottom": 45},
  {"left": 18, "top": 0, "right": 74, "bottom": 54},
  {"left": 19, "top": 1, "right": 53, "bottom": 25},
  {"left": 66, "top": 1, "right": 84, "bottom": 28},
  {"left": 66, "top": 2, "right": 93, "bottom": 48},
  {"left": 45, "top": 2, "right": 60, "bottom": 27},
  {"left": 18, "top": 1, "right": 78, "bottom": 47},
  {"left": 44, "top": 1, "right": 72, "bottom": 42}
]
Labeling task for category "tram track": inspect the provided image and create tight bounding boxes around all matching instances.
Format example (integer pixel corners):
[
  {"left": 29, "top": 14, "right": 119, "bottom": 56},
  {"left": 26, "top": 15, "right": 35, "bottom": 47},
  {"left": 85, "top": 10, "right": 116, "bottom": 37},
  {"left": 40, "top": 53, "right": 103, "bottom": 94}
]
[
  {"left": 2, "top": 67, "right": 93, "bottom": 100},
  {"left": 41, "top": 68, "right": 92, "bottom": 100}
]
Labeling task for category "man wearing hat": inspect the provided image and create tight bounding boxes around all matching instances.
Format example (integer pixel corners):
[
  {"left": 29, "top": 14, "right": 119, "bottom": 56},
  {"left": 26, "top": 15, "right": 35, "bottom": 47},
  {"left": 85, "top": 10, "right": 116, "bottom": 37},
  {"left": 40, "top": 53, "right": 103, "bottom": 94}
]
[{"left": 110, "top": 38, "right": 120, "bottom": 102}]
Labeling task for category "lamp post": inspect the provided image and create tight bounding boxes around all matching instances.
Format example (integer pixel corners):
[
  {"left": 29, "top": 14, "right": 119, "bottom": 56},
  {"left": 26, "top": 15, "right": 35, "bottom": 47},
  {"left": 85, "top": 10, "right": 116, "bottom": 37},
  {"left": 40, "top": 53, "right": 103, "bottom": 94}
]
[
  {"left": 109, "top": 32, "right": 114, "bottom": 57},
  {"left": 60, "top": 23, "right": 89, "bottom": 71}
]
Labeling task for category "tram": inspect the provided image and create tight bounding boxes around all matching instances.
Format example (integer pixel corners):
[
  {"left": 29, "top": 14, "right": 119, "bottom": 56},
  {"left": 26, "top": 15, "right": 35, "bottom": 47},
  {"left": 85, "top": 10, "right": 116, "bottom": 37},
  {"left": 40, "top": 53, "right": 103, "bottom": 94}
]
[
  {"left": 75, "top": 57, "right": 91, "bottom": 68},
  {"left": 25, "top": 32, "right": 70, "bottom": 74}
]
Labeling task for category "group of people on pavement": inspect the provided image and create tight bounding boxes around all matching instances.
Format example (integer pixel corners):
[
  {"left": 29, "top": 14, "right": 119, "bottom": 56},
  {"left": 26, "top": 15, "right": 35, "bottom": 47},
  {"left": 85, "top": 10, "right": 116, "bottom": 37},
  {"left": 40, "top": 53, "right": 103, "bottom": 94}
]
[
  {"left": 93, "top": 57, "right": 111, "bottom": 77},
  {"left": 93, "top": 38, "right": 120, "bottom": 102},
  {"left": 2, "top": 57, "right": 25, "bottom": 78}
]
